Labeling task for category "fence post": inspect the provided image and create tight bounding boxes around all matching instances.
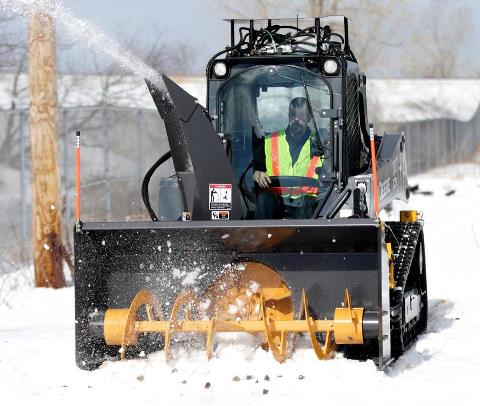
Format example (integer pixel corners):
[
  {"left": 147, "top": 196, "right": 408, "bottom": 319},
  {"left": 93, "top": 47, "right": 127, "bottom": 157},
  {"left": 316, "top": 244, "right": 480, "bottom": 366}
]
[
  {"left": 447, "top": 119, "right": 453, "bottom": 164},
  {"left": 467, "top": 120, "right": 474, "bottom": 159},
  {"left": 405, "top": 123, "right": 412, "bottom": 174},
  {"left": 454, "top": 120, "right": 460, "bottom": 161},
  {"left": 416, "top": 121, "right": 422, "bottom": 174},
  {"left": 137, "top": 109, "right": 144, "bottom": 181},
  {"left": 102, "top": 97, "right": 111, "bottom": 219},
  {"left": 441, "top": 119, "right": 446, "bottom": 166},
  {"left": 19, "top": 110, "right": 27, "bottom": 259},
  {"left": 433, "top": 119, "right": 439, "bottom": 169}
]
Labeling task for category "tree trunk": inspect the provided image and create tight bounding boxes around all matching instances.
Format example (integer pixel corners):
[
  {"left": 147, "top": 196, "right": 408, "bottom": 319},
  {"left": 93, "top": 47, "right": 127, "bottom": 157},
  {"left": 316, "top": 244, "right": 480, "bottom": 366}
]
[{"left": 28, "top": 8, "right": 65, "bottom": 288}]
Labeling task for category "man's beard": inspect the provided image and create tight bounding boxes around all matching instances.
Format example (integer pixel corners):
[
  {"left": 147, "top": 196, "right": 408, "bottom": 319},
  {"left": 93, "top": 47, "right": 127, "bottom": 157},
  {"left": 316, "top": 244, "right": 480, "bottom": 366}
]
[{"left": 290, "top": 122, "right": 303, "bottom": 136}]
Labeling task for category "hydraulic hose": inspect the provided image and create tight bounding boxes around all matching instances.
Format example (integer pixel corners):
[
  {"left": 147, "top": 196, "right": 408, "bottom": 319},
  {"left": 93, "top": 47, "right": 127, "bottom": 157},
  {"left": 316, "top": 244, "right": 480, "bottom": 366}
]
[
  {"left": 206, "top": 39, "right": 246, "bottom": 73},
  {"left": 141, "top": 150, "right": 172, "bottom": 221}
]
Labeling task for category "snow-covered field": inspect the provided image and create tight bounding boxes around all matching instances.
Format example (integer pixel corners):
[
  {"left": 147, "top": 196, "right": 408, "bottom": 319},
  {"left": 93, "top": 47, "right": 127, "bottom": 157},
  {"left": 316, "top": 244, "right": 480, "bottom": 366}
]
[{"left": 1, "top": 163, "right": 479, "bottom": 405}]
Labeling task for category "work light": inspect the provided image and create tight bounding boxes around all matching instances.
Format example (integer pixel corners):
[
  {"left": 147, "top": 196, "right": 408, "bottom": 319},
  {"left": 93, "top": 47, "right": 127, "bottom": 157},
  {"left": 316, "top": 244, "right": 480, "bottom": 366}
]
[
  {"left": 213, "top": 62, "right": 228, "bottom": 78},
  {"left": 323, "top": 59, "right": 339, "bottom": 75}
]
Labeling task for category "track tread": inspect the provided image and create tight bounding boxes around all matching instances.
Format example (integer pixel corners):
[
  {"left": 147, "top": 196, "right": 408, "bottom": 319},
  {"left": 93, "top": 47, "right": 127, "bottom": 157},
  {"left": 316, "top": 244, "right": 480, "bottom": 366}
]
[
  {"left": 384, "top": 221, "right": 426, "bottom": 358},
  {"left": 385, "top": 221, "right": 423, "bottom": 292}
]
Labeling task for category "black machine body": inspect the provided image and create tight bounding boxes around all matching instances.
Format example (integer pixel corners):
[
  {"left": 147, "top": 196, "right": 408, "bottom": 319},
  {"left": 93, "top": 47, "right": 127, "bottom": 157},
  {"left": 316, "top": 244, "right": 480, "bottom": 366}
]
[
  {"left": 75, "top": 16, "right": 425, "bottom": 372},
  {"left": 146, "top": 16, "right": 408, "bottom": 222}
]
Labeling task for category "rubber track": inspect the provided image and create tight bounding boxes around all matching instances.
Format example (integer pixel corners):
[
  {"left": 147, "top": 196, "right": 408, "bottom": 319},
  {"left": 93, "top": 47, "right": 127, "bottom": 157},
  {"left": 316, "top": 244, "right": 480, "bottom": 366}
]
[
  {"left": 385, "top": 221, "right": 426, "bottom": 356},
  {"left": 384, "top": 221, "right": 423, "bottom": 293}
]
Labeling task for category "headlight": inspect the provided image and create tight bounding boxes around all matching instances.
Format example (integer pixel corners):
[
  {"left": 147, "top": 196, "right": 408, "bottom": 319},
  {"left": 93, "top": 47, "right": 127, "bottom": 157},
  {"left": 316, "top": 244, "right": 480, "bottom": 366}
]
[
  {"left": 213, "top": 62, "right": 228, "bottom": 78},
  {"left": 323, "top": 59, "right": 339, "bottom": 75}
]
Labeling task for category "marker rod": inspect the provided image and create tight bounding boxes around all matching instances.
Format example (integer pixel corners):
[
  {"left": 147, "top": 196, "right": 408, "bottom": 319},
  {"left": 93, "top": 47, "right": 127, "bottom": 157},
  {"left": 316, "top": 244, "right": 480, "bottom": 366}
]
[
  {"left": 75, "top": 130, "right": 81, "bottom": 231},
  {"left": 369, "top": 124, "right": 379, "bottom": 218}
]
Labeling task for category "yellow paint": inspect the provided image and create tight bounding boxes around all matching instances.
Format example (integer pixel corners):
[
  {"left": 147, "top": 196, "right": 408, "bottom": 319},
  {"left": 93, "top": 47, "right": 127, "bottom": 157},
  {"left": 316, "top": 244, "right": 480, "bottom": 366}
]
[
  {"left": 386, "top": 242, "right": 395, "bottom": 289},
  {"left": 400, "top": 210, "right": 418, "bottom": 223}
]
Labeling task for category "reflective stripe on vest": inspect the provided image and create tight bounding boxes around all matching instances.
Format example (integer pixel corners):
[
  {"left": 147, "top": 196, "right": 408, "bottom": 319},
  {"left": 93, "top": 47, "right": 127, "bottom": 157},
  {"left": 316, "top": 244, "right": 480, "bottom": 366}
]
[
  {"left": 265, "top": 130, "right": 322, "bottom": 196},
  {"left": 271, "top": 133, "right": 280, "bottom": 176}
]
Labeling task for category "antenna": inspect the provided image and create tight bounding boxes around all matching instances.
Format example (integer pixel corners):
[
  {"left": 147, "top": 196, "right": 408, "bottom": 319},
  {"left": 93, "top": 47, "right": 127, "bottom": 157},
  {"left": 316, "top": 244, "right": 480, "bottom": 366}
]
[{"left": 75, "top": 130, "right": 81, "bottom": 232}]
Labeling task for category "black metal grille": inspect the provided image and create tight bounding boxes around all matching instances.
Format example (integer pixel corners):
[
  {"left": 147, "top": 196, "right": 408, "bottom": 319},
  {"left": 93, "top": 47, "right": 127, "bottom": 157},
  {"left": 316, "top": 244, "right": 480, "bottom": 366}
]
[{"left": 345, "top": 68, "right": 360, "bottom": 174}]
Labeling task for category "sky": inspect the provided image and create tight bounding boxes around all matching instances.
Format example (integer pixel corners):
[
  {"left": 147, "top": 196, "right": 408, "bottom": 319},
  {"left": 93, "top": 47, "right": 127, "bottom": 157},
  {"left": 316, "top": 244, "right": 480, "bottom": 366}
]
[
  {"left": 4, "top": 0, "right": 479, "bottom": 77},
  {"left": 56, "top": 0, "right": 480, "bottom": 78},
  {"left": 60, "top": 0, "right": 229, "bottom": 74}
]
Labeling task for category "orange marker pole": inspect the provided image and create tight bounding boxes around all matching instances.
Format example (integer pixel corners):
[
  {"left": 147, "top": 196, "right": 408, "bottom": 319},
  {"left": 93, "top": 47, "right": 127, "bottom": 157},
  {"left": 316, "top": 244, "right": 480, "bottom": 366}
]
[
  {"left": 75, "top": 130, "right": 81, "bottom": 232},
  {"left": 369, "top": 124, "right": 379, "bottom": 218}
]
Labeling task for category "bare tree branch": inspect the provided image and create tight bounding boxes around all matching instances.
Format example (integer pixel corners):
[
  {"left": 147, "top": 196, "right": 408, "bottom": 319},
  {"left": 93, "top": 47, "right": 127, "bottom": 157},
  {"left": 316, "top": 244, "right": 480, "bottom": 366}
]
[
  {"left": 209, "top": 0, "right": 477, "bottom": 78},
  {"left": 402, "top": 3, "right": 472, "bottom": 78}
]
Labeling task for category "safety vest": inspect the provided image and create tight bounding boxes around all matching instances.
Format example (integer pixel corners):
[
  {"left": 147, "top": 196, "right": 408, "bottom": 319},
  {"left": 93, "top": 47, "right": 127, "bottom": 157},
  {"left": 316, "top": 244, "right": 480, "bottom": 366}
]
[{"left": 264, "top": 129, "right": 323, "bottom": 197}]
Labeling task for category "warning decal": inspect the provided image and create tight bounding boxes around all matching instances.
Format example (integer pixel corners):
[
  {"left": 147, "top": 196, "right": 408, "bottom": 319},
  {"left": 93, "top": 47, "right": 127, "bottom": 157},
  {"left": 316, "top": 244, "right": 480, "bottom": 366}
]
[
  {"left": 209, "top": 184, "right": 232, "bottom": 210},
  {"left": 211, "top": 210, "right": 230, "bottom": 220}
]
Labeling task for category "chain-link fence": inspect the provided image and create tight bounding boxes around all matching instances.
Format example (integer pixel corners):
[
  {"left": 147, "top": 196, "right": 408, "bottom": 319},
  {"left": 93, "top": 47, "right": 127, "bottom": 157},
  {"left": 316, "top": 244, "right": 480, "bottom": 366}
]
[
  {"left": 0, "top": 105, "right": 173, "bottom": 266},
  {"left": 376, "top": 109, "right": 480, "bottom": 175},
  {"left": 1, "top": 103, "right": 479, "bottom": 265}
]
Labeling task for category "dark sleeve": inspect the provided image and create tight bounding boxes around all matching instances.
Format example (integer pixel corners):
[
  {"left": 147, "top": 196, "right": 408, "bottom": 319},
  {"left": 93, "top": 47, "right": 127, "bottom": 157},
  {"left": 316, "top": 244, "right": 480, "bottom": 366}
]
[
  {"left": 310, "top": 128, "right": 327, "bottom": 157},
  {"left": 253, "top": 137, "right": 266, "bottom": 172}
]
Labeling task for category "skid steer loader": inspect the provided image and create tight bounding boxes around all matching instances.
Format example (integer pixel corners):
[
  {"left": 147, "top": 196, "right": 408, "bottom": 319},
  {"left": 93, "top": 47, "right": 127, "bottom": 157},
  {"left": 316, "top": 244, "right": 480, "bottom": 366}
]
[{"left": 75, "top": 16, "right": 427, "bottom": 370}]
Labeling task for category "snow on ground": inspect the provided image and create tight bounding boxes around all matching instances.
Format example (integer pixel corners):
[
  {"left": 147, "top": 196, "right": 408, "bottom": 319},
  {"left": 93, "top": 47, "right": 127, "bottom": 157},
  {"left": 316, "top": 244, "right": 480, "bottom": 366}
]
[{"left": 1, "top": 163, "right": 479, "bottom": 405}]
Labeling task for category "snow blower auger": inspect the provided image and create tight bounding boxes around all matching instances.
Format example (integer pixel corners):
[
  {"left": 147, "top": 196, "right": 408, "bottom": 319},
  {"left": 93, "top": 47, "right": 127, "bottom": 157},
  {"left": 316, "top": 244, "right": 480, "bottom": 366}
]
[
  {"left": 74, "top": 17, "right": 428, "bottom": 370},
  {"left": 102, "top": 266, "right": 365, "bottom": 363}
]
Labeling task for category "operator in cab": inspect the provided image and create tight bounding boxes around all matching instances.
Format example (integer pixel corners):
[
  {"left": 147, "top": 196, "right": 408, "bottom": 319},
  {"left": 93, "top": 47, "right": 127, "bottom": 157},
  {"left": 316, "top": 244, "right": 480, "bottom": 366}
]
[{"left": 253, "top": 97, "right": 324, "bottom": 219}]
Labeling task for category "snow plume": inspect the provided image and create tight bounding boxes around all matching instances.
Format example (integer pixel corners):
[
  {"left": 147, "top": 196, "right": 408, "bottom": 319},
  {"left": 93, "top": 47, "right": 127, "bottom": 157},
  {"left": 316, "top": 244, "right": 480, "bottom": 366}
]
[
  {"left": 0, "top": 266, "right": 33, "bottom": 309},
  {"left": 0, "top": 0, "right": 164, "bottom": 88}
]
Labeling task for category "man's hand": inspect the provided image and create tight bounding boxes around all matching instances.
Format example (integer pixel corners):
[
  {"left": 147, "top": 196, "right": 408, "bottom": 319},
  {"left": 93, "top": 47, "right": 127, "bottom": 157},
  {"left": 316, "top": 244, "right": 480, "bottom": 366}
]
[{"left": 253, "top": 171, "right": 271, "bottom": 189}]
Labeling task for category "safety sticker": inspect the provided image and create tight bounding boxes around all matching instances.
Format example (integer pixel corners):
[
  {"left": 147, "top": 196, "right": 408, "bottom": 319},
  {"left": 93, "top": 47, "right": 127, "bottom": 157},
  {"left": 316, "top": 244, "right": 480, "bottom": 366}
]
[
  {"left": 209, "top": 184, "right": 232, "bottom": 210},
  {"left": 211, "top": 210, "right": 230, "bottom": 220}
]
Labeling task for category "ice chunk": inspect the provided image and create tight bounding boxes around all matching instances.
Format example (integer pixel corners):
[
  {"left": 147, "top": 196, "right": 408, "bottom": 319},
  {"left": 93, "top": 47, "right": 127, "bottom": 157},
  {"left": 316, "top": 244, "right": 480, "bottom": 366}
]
[
  {"left": 248, "top": 280, "right": 260, "bottom": 293},
  {"left": 199, "top": 298, "right": 211, "bottom": 311},
  {"left": 254, "top": 303, "right": 260, "bottom": 314},
  {"left": 182, "top": 269, "right": 200, "bottom": 286}
]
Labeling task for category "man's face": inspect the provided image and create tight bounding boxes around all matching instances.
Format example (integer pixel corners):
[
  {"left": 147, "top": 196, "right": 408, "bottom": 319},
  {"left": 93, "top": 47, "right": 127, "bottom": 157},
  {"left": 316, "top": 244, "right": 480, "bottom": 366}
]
[{"left": 288, "top": 103, "right": 311, "bottom": 139}]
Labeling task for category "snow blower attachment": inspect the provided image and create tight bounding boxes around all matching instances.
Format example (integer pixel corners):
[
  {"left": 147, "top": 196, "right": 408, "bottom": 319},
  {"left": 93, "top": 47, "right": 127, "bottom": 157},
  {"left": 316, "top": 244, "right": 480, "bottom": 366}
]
[{"left": 75, "top": 17, "right": 427, "bottom": 370}]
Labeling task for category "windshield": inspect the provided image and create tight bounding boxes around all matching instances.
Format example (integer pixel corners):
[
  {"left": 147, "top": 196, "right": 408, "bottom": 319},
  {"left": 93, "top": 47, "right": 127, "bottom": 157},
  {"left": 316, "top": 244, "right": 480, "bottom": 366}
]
[{"left": 218, "top": 65, "right": 334, "bottom": 219}]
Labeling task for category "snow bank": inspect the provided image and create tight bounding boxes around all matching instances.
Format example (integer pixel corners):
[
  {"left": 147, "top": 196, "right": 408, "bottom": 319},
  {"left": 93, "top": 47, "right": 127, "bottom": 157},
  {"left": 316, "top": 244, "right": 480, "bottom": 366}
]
[
  {"left": 0, "top": 163, "right": 479, "bottom": 405},
  {"left": 0, "top": 265, "right": 34, "bottom": 309},
  {"left": 1, "top": 74, "right": 479, "bottom": 122},
  {"left": 368, "top": 79, "right": 480, "bottom": 122}
]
